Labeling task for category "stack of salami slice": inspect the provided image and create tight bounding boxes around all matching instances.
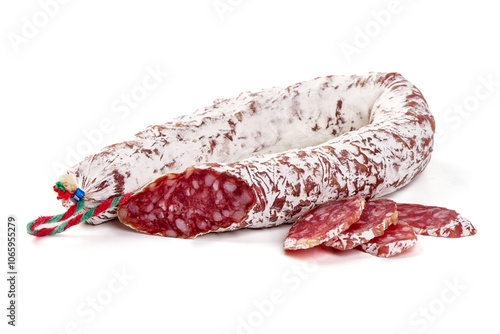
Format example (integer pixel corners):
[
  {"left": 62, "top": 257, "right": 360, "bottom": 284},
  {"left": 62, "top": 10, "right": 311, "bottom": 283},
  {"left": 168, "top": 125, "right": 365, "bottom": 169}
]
[{"left": 284, "top": 197, "right": 476, "bottom": 257}]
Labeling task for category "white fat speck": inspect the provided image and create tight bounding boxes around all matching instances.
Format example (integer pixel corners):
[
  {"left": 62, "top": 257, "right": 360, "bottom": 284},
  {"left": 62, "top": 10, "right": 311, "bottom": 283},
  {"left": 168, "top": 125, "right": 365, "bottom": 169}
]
[
  {"left": 175, "top": 218, "right": 189, "bottom": 233},
  {"left": 212, "top": 211, "right": 223, "bottom": 222},
  {"left": 205, "top": 174, "right": 216, "bottom": 187},
  {"left": 223, "top": 181, "right": 237, "bottom": 193},
  {"left": 145, "top": 204, "right": 154, "bottom": 213},
  {"left": 164, "top": 230, "right": 177, "bottom": 238}
]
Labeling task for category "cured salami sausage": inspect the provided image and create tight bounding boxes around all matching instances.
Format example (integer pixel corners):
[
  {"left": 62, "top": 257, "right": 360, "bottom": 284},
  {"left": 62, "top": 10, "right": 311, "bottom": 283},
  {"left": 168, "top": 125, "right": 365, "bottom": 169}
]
[
  {"left": 283, "top": 196, "right": 365, "bottom": 250},
  {"left": 117, "top": 73, "right": 435, "bottom": 237},
  {"left": 397, "top": 203, "right": 476, "bottom": 238},
  {"left": 59, "top": 72, "right": 427, "bottom": 224},
  {"left": 324, "top": 198, "right": 397, "bottom": 250},
  {"left": 357, "top": 221, "right": 417, "bottom": 257}
]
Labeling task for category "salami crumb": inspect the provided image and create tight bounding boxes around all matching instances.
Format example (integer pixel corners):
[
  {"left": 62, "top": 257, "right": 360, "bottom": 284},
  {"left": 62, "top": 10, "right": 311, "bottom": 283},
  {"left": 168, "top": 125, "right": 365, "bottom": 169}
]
[
  {"left": 397, "top": 203, "right": 477, "bottom": 238},
  {"left": 117, "top": 167, "right": 256, "bottom": 238},
  {"left": 283, "top": 196, "right": 365, "bottom": 250},
  {"left": 357, "top": 221, "right": 417, "bottom": 258},
  {"left": 324, "top": 198, "right": 397, "bottom": 250}
]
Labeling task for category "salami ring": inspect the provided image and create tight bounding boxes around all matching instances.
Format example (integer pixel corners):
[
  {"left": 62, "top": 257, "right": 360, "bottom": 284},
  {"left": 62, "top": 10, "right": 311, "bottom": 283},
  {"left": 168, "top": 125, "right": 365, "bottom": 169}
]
[
  {"left": 397, "top": 203, "right": 476, "bottom": 237},
  {"left": 283, "top": 196, "right": 366, "bottom": 250},
  {"left": 116, "top": 73, "right": 435, "bottom": 238},
  {"left": 324, "top": 198, "right": 398, "bottom": 250},
  {"left": 357, "top": 221, "right": 418, "bottom": 258}
]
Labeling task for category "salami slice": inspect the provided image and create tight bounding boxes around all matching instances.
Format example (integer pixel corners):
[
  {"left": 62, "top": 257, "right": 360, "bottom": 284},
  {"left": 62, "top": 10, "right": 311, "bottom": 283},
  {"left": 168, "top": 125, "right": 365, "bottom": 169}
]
[
  {"left": 283, "top": 196, "right": 365, "bottom": 250},
  {"left": 57, "top": 72, "right": 434, "bottom": 226},
  {"left": 324, "top": 198, "right": 397, "bottom": 250},
  {"left": 357, "top": 221, "right": 417, "bottom": 258},
  {"left": 118, "top": 73, "right": 435, "bottom": 237},
  {"left": 397, "top": 203, "right": 476, "bottom": 238}
]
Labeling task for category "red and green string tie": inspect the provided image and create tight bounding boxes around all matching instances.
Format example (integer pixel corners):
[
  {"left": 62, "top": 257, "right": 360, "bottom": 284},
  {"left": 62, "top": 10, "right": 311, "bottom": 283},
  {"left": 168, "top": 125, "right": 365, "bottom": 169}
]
[{"left": 27, "top": 183, "right": 132, "bottom": 237}]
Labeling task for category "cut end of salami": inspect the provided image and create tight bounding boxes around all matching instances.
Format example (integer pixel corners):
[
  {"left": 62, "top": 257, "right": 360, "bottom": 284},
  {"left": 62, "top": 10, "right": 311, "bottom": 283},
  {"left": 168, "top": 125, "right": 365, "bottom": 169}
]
[
  {"left": 325, "top": 198, "right": 398, "bottom": 250},
  {"left": 283, "top": 196, "right": 365, "bottom": 251},
  {"left": 117, "top": 167, "right": 256, "bottom": 238},
  {"left": 357, "top": 221, "right": 417, "bottom": 258},
  {"left": 397, "top": 204, "right": 477, "bottom": 238}
]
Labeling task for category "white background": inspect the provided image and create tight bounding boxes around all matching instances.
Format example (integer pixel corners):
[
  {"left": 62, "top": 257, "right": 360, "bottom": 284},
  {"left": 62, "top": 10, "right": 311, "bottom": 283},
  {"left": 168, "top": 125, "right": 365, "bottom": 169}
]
[{"left": 1, "top": 1, "right": 499, "bottom": 333}]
